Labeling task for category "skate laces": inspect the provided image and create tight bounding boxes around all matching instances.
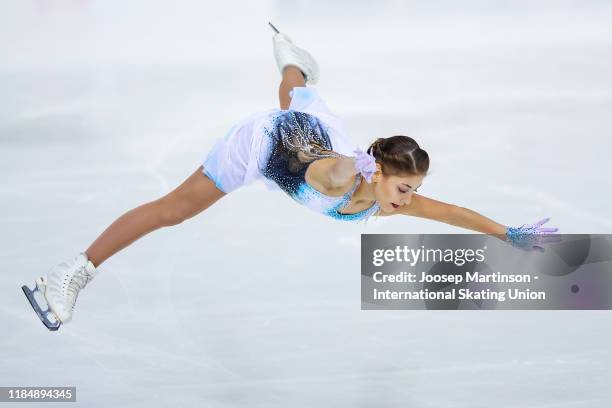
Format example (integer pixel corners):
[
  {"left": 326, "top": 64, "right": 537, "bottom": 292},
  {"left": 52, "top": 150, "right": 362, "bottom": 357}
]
[{"left": 64, "top": 264, "right": 94, "bottom": 310}]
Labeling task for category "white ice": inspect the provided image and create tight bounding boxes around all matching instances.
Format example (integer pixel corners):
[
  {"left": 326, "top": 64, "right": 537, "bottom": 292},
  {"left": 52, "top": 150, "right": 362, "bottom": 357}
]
[{"left": 1, "top": 1, "right": 612, "bottom": 407}]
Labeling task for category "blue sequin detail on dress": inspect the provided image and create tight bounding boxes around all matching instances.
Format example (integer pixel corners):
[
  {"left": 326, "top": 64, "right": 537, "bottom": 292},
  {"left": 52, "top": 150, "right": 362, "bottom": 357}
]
[{"left": 259, "top": 110, "right": 379, "bottom": 222}]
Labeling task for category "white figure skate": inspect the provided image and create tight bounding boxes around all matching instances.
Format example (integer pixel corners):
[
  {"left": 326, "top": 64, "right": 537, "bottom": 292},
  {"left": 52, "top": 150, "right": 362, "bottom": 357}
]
[
  {"left": 269, "top": 21, "right": 320, "bottom": 85},
  {"left": 22, "top": 252, "right": 97, "bottom": 331}
]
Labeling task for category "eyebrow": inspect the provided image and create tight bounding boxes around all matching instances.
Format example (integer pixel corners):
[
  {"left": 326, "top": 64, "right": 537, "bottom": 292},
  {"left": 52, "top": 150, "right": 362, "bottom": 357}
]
[{"left": 402, "top": 183, "right": 422, "bottom": 189}]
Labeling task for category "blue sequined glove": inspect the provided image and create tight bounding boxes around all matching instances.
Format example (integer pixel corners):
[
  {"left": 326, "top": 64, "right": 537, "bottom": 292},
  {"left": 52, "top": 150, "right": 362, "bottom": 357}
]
[
  {"left": 353, "top": 148, "right": 377, "bottom": 183},
  {"left": 505, "top": 217, "right": 560, "bottom": 252}
]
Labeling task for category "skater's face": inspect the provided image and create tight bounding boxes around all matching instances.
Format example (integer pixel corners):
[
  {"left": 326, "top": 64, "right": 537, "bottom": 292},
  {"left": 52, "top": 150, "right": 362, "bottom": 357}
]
[{"left": 372, "top": 166, "right": 424, "bottom": 213}]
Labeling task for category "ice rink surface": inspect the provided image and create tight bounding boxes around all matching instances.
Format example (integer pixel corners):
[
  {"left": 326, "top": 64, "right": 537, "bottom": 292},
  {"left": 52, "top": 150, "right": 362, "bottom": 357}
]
[{"left": 1, "top": 1, "right": 612, "bottom": 406}]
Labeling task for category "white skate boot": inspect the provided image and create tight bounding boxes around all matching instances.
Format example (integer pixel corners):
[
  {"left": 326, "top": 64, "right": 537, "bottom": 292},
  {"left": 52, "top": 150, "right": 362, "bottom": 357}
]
[
  {"left": 22, "top": 252, "right": 97, "bottom": 330},
  {"left": 271, "top": 27, "right": 320, "bottom": 85}
]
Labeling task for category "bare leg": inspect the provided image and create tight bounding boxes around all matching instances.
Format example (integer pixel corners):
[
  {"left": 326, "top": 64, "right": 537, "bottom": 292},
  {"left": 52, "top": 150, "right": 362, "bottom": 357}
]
[
  {"left": 278, "top": 66, "right": 306, "bottom": 110},
  {"left": 84, "top": 165, "right": 225, "bottom": 268}
]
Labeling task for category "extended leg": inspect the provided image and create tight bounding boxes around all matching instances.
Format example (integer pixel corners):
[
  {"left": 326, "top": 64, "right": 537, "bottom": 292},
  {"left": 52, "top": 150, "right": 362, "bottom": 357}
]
[
  {"left": 22, "top": 165, "right": 226, "bottom": 330},
  {"left": 85, "top": 165, "right": 225, "bottom": 268},
  {"left": 279, "top": 66, "right": 306, "bottom": 110}
]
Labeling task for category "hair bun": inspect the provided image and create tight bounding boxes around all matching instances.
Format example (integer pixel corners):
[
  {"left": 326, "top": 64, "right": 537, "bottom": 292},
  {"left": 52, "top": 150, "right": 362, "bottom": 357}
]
[
  {"left": 368, "top": 137, "right": 385, "bottom": 156},
  {"left": 365, "top": 135, "right": 429, "bottom": 176}
]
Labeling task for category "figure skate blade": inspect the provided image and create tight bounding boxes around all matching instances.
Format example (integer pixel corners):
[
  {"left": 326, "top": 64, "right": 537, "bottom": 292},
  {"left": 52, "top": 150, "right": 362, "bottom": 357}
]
[{"left": 21, "top": 281, "right": 61, "bottom": 331}]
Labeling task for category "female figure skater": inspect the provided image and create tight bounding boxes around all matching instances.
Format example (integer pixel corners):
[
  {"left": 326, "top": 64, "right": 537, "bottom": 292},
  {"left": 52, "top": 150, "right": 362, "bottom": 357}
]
[{"left": 22, "top": 25, "right": 558, "bottom": 331}]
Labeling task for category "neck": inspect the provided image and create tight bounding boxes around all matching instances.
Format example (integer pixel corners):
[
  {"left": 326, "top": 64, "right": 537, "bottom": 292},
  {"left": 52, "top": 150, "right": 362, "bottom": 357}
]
[{"left": 352, "top": 175, "right": 377, "bottom": 204}]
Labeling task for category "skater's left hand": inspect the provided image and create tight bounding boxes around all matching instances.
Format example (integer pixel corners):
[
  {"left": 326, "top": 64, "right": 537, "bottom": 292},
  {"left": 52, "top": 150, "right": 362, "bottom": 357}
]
[{"left": 505, "top": 217, "right": 561, "bottom": 252}]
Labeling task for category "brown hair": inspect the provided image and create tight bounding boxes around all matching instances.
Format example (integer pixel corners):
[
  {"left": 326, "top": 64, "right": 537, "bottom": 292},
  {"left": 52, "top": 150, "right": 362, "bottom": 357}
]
[{"left": 367, "top": 135, "right": 429, "bottom": 176}]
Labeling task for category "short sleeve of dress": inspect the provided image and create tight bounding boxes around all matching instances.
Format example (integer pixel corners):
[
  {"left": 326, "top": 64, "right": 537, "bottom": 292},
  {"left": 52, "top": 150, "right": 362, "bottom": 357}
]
[
  {"left": 287, "top": 87, "right": 334, "bottom": 117},
  {"left": 286, "top": 86, "right": 355, "bottom": 157}
]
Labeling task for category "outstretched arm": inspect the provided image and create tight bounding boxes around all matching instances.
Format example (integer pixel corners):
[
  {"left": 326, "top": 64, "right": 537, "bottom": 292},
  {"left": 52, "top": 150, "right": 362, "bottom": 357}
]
[
  {"left": 393, "top": 194, "right": 507, "bottom": 236},
  {"left": 328, "top": 156, "right": 507, "bottom": 236},
  {"left": 279, "top": 66, "right": 306, "bottom": 110}
]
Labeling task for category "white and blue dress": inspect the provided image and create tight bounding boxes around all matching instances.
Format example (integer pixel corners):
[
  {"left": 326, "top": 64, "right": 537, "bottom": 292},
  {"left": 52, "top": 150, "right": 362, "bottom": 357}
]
[{"left": 202, "top": 87, "right": 380, "bottom": 222}]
